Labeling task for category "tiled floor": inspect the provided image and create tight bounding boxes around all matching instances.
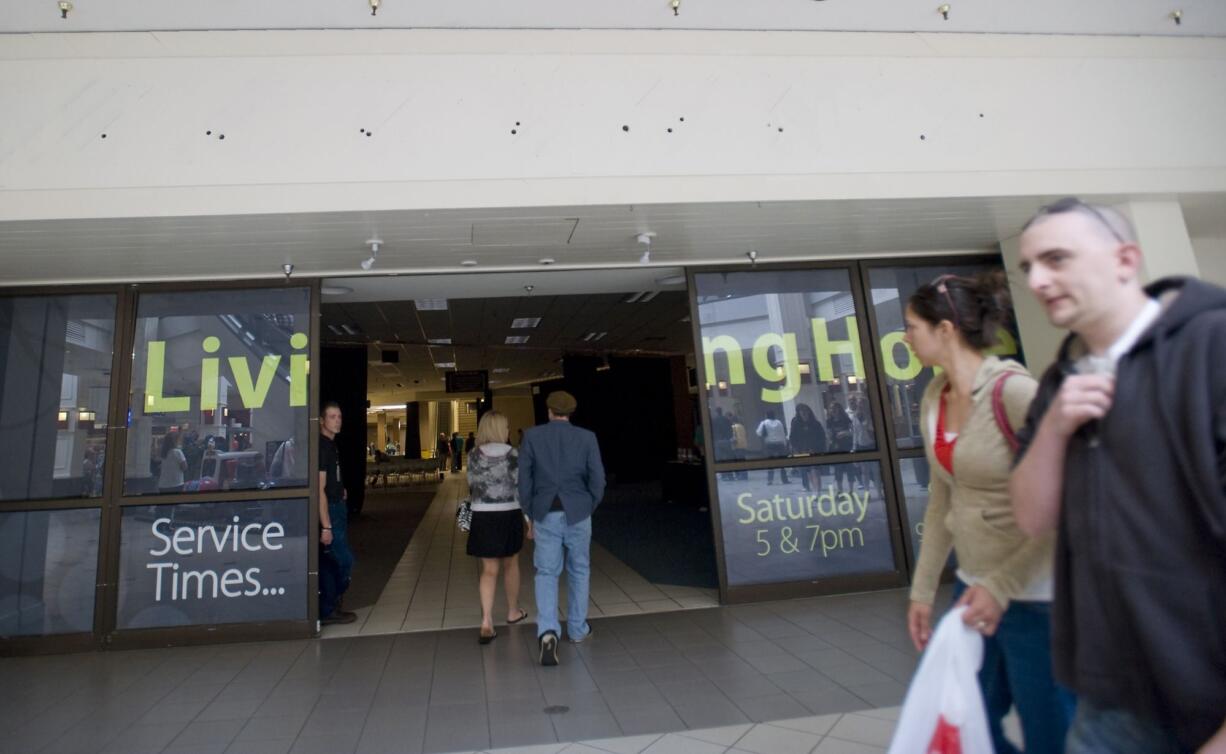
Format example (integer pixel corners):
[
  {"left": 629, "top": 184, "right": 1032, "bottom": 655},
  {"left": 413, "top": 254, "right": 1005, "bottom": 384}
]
[
  {"left": 324, "top": 476, "right": 719, "bottom": 639},
  {"left": 1, "top": 588, "right": 942, "bottom": 754}
]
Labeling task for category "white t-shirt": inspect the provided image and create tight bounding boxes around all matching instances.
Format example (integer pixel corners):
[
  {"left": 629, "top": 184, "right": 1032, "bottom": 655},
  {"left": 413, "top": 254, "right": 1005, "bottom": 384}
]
[
  {"left": 158, "top": 448, "right": 186, "bottom": 488},
  {"left": 756, "top": 419, "right": 787, "bottom": 444}
]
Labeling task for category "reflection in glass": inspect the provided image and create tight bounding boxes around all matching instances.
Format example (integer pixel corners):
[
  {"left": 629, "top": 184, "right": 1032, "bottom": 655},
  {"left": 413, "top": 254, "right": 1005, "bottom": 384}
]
[
  {"left": 0, "top": 508, "right": 100, "bottom": 635},
  {"left": 898, "top": 457, "right": 932, "bottom": 564},
  {"left": 714, "top": 462, "right": 895, "bottom": 587},
  {"left": 0, "top": 295, "right": 116, "bottom": 502},
  {"left": 124, "top": 288, "right": 311, "bottom": 496},
  {"left": 695, "top": 270, "right": 877, "bottom": 465},
  {"left": 116, "top": 498, "right": 309, "bottom": 629},
  {"left": 867, "top": 264, "right": 1024, "bottom": 450}
]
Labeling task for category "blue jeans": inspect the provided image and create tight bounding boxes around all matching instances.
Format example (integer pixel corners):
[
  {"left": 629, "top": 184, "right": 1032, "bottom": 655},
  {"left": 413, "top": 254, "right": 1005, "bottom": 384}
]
[
  {"left": 952, "top": 581, "right": 1075, "bottom": 753},
  {"left": 319, "top": 498, "right": 353, "bottom": 619},
  {"left": 533, "top": 512, "right": 591, "bottom": 640},
  {"left": 1066, "top": 699, "right": 1185, "bottom": 754}
]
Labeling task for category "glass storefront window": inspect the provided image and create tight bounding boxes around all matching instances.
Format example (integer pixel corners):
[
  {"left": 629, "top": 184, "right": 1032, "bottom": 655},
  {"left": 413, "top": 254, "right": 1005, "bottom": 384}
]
[
  {"left": 0, "top": 508, "right": 100, "bottom": 635},
  {"left": 116, "top": 498, "right": 309, "bottom": 629},
  {"left": 0, "top": 294, "right": 116, "bottom": 502},
  {"left": 867, "top": 264, "right": 1024, "bottom": 450},
  {"left": 898, "top": 457, "right": 931, "bottom": 564},
  {"left": 125, "top": 288, "right": 311, "bottom": 496},
  {"left": 713, "top": 462, "right": 895, "bottom": 587},
  {"left": 695, "top": 269, "right": 877, "bottom": 465}
]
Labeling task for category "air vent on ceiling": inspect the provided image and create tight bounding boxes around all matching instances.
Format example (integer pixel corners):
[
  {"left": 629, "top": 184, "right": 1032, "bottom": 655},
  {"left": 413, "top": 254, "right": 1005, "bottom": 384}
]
[
  {"left": 65, "top": 320, "right": 86, "bottom": 345},
  {"left": 505, "top": 335, "right": 530, "bottom": 345},
  {"left": 582, "top": 332, "right": 608, "bottom": 342},
  {"left": 511, "top": 317, "right": 542, "bottom": 329}
]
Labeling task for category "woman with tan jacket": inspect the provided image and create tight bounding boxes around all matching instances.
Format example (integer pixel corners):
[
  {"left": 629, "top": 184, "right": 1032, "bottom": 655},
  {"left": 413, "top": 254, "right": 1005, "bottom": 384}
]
[{"left": 903, "top": 271, "right": 1073, "bottom": 754}]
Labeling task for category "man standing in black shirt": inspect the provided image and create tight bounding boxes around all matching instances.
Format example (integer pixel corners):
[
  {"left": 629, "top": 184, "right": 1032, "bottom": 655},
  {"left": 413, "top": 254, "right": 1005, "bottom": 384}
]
[{"left": 319, "top": 401, "right": 356, "bottom": 625}]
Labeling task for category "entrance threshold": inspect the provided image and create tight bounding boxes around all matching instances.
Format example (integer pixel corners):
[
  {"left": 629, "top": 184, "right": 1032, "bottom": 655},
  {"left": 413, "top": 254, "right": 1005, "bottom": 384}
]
[{"left": 323, "top": 474, "right": 719, "bottom": 638}]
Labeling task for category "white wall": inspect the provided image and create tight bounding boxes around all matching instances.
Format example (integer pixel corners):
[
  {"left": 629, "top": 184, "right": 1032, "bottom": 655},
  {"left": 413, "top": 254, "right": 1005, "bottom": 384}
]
[
  {"left": 2, "top": 30, "right": 1225, "bottom": 223},
  {"left": 1194, "top": 237, "right": 1226, "bottom": 286}
]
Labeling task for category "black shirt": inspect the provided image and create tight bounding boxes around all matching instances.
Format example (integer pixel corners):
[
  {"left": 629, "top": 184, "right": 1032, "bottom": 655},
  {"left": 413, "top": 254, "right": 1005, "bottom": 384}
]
[{"left": 319, "top": 434, "right": 344, "bottom": 500}]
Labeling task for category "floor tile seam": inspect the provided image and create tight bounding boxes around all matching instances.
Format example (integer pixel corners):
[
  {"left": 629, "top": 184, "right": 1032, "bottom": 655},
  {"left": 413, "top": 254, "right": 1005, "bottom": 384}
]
[{"left": 373, "top": 483, "right": 451, "bottom": 611}]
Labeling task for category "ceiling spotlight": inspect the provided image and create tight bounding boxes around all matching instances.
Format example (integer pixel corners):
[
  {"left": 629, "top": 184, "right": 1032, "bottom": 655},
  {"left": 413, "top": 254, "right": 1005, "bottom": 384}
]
[
  {"left": 369, "top": 0, "right": 380, "bottom": 16},
  {"left": 539, "top": 258, "right": 556, "bottom": 266},
  {"left": 1170, "top": 9, "right": 1183, "bottom": 25},
  {"left": 281, "top": 263, "right": 294, "bottom": 279},
  {"left": 636, "top": 231, "right": 656, "bottom": 265},
  {"left": 938, "top": 3, "right": 950, "bottom": 20},
  {"left": 524, "top": 285, "right": 535, "bottom": 293},
  {"left": 746, "top": 250, "right": 759, "bottom": 266},
  {"left": 58, "top": 1, "right": 72, "bottom": 18},
  {"left": 670, "top": 0, "right": 680, "bottom": 16},
  {"left": 461, "top": 260, "right": 478, "bottom": 267},
  {"left": 360, "top": 238, "right": 381, "bottom": 271}
]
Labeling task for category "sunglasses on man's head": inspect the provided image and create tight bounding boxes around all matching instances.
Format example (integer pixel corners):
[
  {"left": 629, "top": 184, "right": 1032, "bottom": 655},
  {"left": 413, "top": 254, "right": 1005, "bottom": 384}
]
[{"left": 1031, "top": 197, "right": 1127, "bottom": 244}]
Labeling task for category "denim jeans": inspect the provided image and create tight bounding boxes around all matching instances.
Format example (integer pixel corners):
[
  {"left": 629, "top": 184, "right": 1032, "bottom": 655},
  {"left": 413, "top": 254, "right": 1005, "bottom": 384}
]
[
  {"left": 533, "top": 511, "right": 591, "bottom": 640},
  {"left": 1066, "top": 699, "right": 1186, "bottom": 754},
  {"left": 951, "top": 580, "right": 1075, "bottom": 753},
  {"left": 319, "top": 497, "right": 353, "bottom": 619}
]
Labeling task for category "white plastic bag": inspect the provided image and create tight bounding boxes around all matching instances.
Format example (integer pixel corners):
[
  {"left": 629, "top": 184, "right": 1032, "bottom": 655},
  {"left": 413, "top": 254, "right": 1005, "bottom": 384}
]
[{"left": 887, "top": 606, "right": 993, "bottom": 754}]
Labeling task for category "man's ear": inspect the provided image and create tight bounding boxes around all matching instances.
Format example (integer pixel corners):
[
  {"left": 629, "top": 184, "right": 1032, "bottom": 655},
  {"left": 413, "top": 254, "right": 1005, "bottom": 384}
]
[{"left": 1116, "top": 242, "right": 1145, "bottom": 284}]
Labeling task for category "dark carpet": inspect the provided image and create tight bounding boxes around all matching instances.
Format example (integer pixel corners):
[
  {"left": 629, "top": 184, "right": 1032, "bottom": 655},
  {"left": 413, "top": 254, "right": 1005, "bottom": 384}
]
[
  {"left": 345, "top": 485, "right": 436, "bottom": 609},
  {"left": 592, "top": 481, "right": 719, "bottom": 589}
]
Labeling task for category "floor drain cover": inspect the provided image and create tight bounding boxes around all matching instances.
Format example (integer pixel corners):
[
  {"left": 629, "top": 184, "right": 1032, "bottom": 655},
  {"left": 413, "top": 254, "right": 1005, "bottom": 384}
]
[{"left": 544, "top": 705, "right": 570, "bottom": 715}]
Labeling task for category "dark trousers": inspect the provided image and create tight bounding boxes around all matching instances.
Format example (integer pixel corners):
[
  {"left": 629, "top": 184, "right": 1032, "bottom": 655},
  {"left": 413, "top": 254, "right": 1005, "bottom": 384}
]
[
  {"left": 319, "top": 497, "right": 353, "bottom": 619},
  {"left": 952, "top": 580, "right": 1075, "bottom": 754}
]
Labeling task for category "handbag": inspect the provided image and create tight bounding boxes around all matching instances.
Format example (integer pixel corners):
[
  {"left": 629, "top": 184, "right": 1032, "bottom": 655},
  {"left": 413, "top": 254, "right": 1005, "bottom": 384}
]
[{"left": 456, "top": 499, "right": 472, "bottom": 532}]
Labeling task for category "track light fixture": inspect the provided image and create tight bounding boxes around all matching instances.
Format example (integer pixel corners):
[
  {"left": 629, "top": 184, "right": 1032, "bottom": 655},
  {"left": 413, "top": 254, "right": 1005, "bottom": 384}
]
[
  {"left": 670, "top": 0, "right": 680, "bottom": 16},
  {"left": 369, "top": 0, "right": 380, "bottom": 16},
  {"left": 58, "top": 1, "right": 72, "bottom": 19},
  {"left": 1171, "top": 9, "right": 1183, "bottom": 25},
  {"left": 938, "top": 4, "right": 950, "bottom": 20},
  {"left": 360, "top": 238, "right": 381, "bottom": 271},
  {"left": 636, "top": 232, "right": 656, "bottom": 265},
  {"left": 746, "top": 250, "right": 759, "bottom": 267}
]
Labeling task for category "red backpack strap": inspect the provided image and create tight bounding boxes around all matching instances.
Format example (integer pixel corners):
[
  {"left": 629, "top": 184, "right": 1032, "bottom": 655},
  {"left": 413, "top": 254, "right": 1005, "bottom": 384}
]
[{"left": 992, "top": 372, "right": 1019, "bottom": 454}]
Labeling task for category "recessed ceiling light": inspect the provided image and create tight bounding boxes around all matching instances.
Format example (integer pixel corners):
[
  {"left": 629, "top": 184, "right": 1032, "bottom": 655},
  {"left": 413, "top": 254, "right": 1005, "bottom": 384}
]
[
  {"left": 427, "top": 338, "right": 452, "bottom": 345},
  {"left": 321, "top": 285, "right": 353, "bottom": 296},
  {"left": 434, "top": 361, "right": 456, "bottom": 368},
  {"left": 511, "top": 317, "right": 542, "bottom": 329},
  {"left": 460, "top": 260, "right": 478, "bottom": 267},
  {"left": 493, "top": 368, "right": 511, "bottom": 373},
  {"left": 415, "top": 299, "right": 448, "bottom": 310},
  {"left": 505, "top": 336, "right": 530, "bottom": 345},
  {"left": 539, "top": 258, "right": 556, "bottom": 265}
]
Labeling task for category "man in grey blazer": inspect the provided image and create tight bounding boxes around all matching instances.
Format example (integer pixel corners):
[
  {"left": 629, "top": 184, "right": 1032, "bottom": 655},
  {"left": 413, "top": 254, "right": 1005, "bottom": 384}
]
[{"left": 518, "top": 390, "right": 606, "bottom": 666}]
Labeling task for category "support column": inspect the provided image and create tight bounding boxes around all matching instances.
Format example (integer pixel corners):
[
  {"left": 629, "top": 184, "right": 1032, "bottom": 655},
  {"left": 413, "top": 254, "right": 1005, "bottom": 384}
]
[{"left": 1122, "top": 199, "right": 1201, "bottom": 281}]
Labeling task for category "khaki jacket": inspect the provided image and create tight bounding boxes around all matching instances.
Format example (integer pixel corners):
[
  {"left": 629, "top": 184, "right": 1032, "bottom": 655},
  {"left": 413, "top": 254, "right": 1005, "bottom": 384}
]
[{"left": 909, "top": 356, "right": 1054, "bottom": 610}]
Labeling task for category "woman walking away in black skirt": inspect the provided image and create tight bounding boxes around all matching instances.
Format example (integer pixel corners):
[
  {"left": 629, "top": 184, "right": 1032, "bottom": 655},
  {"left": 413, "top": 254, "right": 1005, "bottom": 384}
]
[{"left": 467, "top": 411, "right": 531, "bottom": 644}]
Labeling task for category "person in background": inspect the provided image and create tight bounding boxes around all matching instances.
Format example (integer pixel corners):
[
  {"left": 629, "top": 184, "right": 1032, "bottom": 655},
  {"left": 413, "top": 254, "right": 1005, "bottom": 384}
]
[
  {"left": 712, "top": 407, "right": 734, "bottom": 462},
  {"left": 436, "top": 432, "right": 451, "bottom": 470},
  {"left": 318, "top": 402, "right": 356, "bottom": 625},
  {"left": 729, "top": 414, "right": 749, "bottom": 479},
  {"left": 465, "top": 411, "right": 530, "bottom": 644},
  {"left": 756, "top": 409, "right": 789, "bottom": 484},
  {"left": 904, "top": 270, "right": 1071, "bottom": 754},
  {"left": 519, "top": 391, "right": 605, "bottom": 666},
  {"left": 157, "top": 430, "right": 188, "bottom": 493},
  {"left": 1010, "top": 198, "right": 1226, "bottom": 753},
  {"left": 788, "top": 403, "right": 827, "bottom": 491},
  {"left": 465, "top": 431, "right": 477, "bottom": 457},
  {"left": 451, "top": 432, "right": 465, "bottom": 472}
]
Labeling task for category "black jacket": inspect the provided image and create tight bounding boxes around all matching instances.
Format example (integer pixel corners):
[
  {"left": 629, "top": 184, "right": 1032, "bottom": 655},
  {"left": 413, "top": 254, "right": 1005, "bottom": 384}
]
[{"left": 1016, "top": 277, "right": 1226, "bottom": 749}]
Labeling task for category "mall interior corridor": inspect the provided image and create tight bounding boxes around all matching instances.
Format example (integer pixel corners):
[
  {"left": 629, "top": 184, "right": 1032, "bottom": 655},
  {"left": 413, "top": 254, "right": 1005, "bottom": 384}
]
[{"left": 323, "top": 474, "right": 719, "bottom": 639}]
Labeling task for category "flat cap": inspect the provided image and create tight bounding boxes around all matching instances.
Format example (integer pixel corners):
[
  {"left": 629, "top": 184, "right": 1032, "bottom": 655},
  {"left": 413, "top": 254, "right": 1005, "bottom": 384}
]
[{"left": 546, "top": 390, "right": 577, "bottom": 415}]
